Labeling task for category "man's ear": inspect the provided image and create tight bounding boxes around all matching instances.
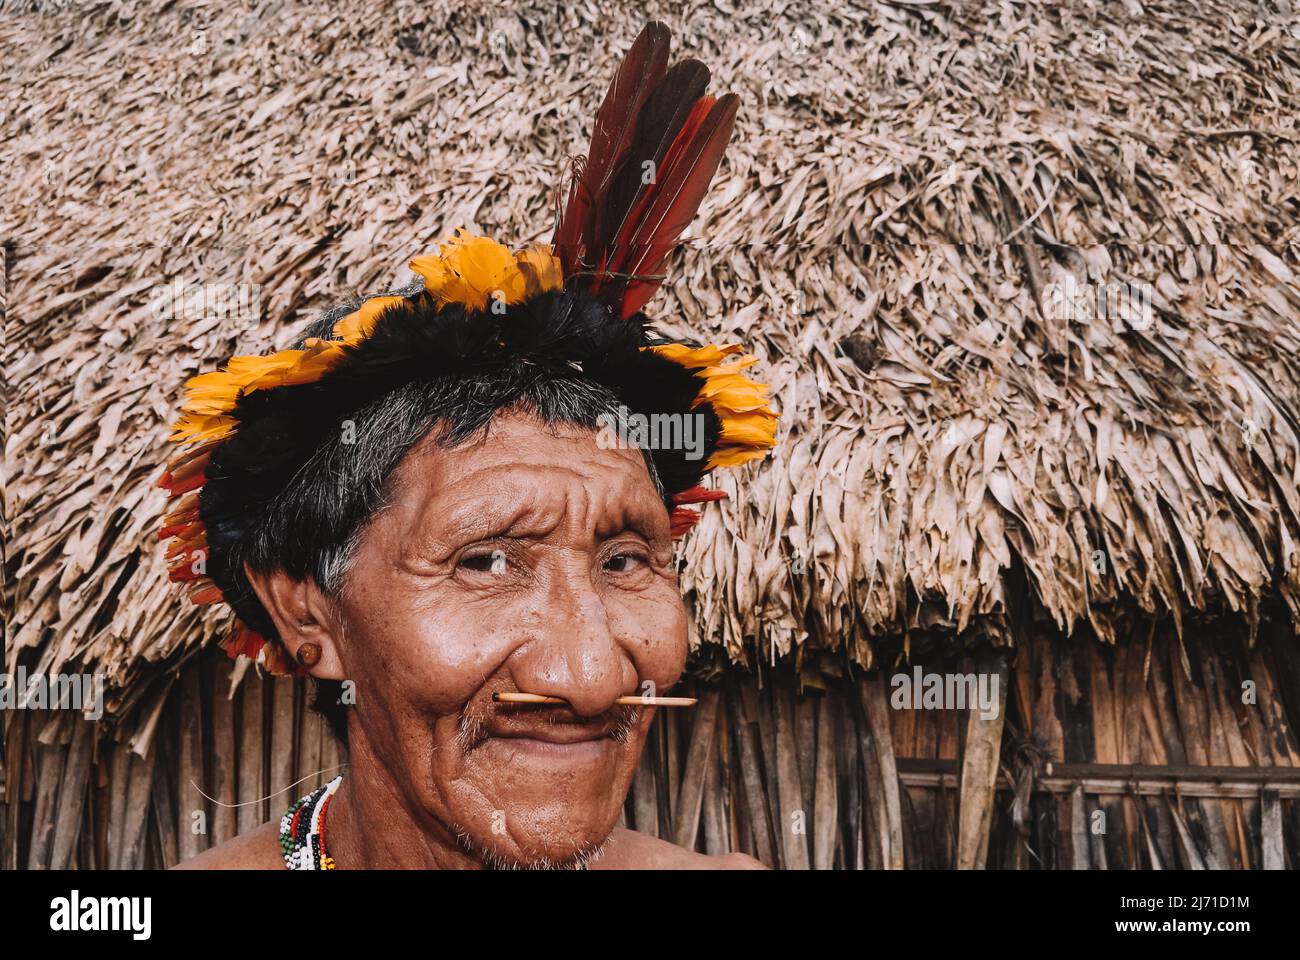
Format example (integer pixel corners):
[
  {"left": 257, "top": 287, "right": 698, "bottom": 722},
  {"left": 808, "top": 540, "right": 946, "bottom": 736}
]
[{"left": 243, "top": 563, "right": 346, "bottom": 680}]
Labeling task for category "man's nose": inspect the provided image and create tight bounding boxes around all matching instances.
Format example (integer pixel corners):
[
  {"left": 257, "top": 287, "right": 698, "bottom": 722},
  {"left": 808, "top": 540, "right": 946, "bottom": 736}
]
[{"left": 508, "top": 569, "right": 637, "bottom": 717}]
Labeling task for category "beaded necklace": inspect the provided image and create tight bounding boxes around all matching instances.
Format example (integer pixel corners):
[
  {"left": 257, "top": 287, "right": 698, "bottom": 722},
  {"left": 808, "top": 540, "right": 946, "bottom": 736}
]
[{"left": 279, "top": 774, "right": 342, "bottom": 870}]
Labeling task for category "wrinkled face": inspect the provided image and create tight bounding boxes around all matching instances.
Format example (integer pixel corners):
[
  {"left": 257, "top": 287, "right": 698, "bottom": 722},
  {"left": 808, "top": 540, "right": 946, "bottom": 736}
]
[{"left": 335, "top": 409, "right": 688, "bottom": 867}]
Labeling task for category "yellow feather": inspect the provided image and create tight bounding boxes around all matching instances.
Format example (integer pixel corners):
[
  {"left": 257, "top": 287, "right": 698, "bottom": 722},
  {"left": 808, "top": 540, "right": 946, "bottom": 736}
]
[
  {"left": 649, "top": 343, "right": 743, "bottom": 368},
  {"left": 409, "top": 228, "right": 555, "bottom": 312},
  {"left": 333, "top": 296, "right": 407, "bottom": 342},
  {"left": 648, "top": 341, "right": 779, "bottom": 471}
]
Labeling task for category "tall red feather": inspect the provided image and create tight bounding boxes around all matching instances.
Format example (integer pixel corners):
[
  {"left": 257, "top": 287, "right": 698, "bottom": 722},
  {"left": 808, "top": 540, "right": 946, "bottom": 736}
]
[
  {"left": 553, "top": 21, "right": 739, "bottom": 319},
  {"left": 552, "top": 21, "right": 670, "bottom": 279},
  {"left": 607, "top": 93, "right": 738, "bottom": 318}
]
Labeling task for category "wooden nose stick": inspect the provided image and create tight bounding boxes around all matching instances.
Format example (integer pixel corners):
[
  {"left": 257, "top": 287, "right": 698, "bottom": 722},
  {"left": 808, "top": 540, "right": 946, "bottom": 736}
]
[{"left": 491, "top": 692, "right": 697, "bottom": 707}]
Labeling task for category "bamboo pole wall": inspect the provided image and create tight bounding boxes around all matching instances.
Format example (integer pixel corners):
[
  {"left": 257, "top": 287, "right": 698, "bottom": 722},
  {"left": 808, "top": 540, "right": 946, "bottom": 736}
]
[{"left": 3, "top": 619, "right": 1298, "bottom": 869}]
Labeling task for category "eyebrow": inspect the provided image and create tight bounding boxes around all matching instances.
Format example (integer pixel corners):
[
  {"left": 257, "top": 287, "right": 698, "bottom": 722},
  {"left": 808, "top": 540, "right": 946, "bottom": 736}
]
[
  {"left": 591, "top": 503, "right": 665, "bottom": 541},
  {"left": 421, "top": 498, "right": 543, "bottom": 549}
]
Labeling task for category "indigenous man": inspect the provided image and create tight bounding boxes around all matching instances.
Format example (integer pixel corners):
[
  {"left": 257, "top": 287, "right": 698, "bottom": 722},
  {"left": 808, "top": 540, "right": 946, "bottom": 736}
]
[{"left": 164, "top": 22, "right": 777, "bottom": 870}]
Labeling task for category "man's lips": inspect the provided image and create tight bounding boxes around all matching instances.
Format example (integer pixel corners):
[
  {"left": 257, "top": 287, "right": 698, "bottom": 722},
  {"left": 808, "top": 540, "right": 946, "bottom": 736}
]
[
  {"left": 487, "top": 726, "right": 612, "bottom": 745},
  {"left": 473, "top": 706, "right": 629, "bottom": 762},
  {"left": 458, "top": 697, "right": 640, "bottom": 760},
  {"left": 481, "top": 701, "right": 628, "bottom": 743},
  {"left": 481, "top": 725, "right": 616, "bottom": 762}
]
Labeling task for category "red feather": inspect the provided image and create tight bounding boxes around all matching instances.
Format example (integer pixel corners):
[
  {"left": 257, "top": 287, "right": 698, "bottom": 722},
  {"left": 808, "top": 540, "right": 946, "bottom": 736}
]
[
  {"left": 596, "top": 58, "right": 710, "bottom": 260},
  {"left": 608, "top": 93, "right": 738, "bottom": 318},
  {"left": 552, "top": 21, "right": 670, "bottom": 278},
  {"left": 669, "top": 506, "right": 701, "bottom": 537},
  {"left": 553, "top": 21, "right": 739, "bottom": 319},
  {"left": 673, "top": 484, "right": 728, "bottom": 506}
]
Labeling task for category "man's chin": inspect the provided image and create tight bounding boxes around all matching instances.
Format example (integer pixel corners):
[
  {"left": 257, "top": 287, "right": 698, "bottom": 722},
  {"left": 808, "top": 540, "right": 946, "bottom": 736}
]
[
  {"left": 440, "top": 724, "right": 640, "bottom": 868},
  {"left": 451, "top": 825, "right": 611, "bottom": 870}
]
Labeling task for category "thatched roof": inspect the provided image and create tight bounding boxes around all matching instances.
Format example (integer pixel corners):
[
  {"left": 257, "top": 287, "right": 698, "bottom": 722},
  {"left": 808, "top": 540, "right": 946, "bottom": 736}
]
[{"left": 5, "top": 1, "right": 1300, "bottom": 715}]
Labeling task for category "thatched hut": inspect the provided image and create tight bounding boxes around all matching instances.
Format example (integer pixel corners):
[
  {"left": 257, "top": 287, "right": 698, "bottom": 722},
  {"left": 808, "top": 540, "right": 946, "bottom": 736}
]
[{"left": 4, "top": 0, "right": 1299, "bottom": 869}]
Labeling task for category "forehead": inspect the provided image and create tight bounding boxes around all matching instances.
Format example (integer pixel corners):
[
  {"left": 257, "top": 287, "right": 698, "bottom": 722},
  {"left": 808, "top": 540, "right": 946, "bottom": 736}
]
[{"left": 385, "top": 409, "right": 667, "bottom": 534}]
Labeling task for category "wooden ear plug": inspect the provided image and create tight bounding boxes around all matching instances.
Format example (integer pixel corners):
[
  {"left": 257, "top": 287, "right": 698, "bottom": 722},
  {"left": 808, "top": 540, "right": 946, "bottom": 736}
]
[
  {"left": 492, "top": 692, "right": 696, "bottom": 707},
  {"left": 295, "top": 642, "right": 322, "bottom": 667}
]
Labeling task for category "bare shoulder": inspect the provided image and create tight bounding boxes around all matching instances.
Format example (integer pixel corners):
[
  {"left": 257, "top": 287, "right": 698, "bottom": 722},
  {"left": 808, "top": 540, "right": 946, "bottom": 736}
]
[
  {"left": 171, "top": 820, "right": 283, "bottom": 870},
  {"left": 594, "top": 827, "right": 768, "bottom": 870}
]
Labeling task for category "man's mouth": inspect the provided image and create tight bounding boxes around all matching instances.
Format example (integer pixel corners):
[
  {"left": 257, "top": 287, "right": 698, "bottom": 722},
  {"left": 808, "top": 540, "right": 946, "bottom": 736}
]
[
  {"left": 489, "top": 726, "right": 612, "bottom": 745},
  {"left": 477, "top": 714, "right": 623, "bottom": 763},
  {"left": 486, "top": 731, "right": 614, "bottom": 760},
  {"left": 456, "top": 698, "right": 640, "bottom": 758}
]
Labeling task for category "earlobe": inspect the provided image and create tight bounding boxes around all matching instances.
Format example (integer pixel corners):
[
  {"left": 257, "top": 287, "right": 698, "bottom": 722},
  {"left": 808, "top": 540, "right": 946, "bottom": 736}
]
[{"left": 243, "top": 563, "right": 346, "bottom": 680}]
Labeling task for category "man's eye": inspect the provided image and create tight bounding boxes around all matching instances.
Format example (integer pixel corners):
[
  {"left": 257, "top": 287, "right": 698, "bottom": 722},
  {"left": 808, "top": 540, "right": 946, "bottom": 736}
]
[
  {"left": 460, "top": 549, "right": 509, "bottom": 574},
  {"left": 604, "top": 553, "right": 644, "bottom": 573}
]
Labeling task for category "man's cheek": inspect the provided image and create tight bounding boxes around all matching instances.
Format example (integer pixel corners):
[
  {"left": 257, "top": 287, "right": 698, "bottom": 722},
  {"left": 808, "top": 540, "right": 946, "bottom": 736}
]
[
  {"left": 614, "top": 593, "right": 689, "bottom": 689},
  {"left": 347, "top": 601, "right": 520, "bottom": 713}
]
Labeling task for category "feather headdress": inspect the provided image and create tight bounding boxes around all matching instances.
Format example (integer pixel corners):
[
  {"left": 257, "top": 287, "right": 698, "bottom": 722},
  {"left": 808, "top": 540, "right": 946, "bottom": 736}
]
[{"left": 158, "top": 21, "right": 778, "bottom": 674}]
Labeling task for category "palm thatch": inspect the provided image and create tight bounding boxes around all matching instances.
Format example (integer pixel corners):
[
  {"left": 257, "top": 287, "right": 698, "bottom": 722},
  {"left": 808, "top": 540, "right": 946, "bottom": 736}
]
[{"left": 3, "top": 0, "right": 1300, "bottom": 869}]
